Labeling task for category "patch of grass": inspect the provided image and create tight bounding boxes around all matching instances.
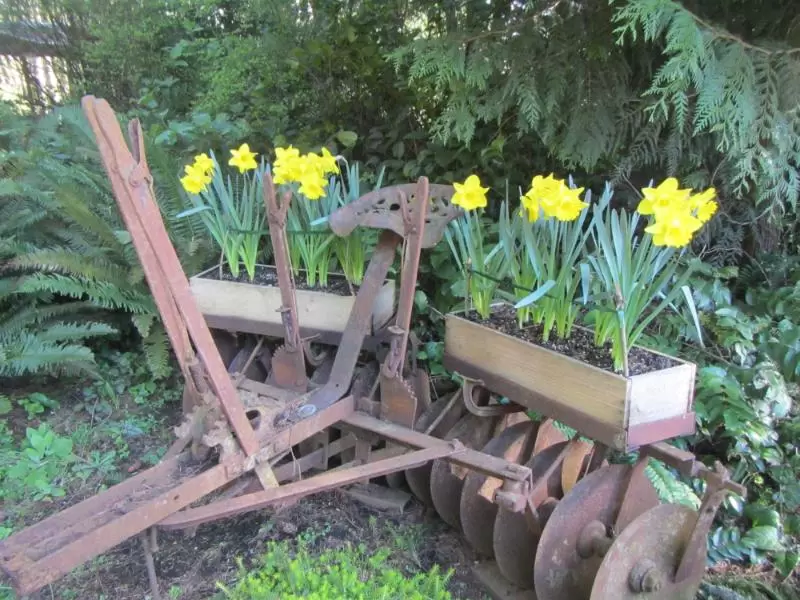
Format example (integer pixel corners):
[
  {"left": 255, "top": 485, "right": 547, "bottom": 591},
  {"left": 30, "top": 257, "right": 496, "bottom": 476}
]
[{"left": 214, "top": 534, "right": 454, "bottom": 600}]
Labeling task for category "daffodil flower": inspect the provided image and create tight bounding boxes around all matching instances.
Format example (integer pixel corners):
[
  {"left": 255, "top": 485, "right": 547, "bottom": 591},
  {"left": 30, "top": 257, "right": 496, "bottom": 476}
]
[
  {"left": 637, "top": 177, "right": 691, "bottom": 217},
  {"left": 229, "top": 143, "right": 258, "bottom": 173},
  {"left": 452, "top": 174, "right": 489, "bottom": 211},
  {"left": 298, "top": 173, "right": 326, "bottom": 200},
  {"left": 273, "top": 147, "right": 304, "bottom": 185},
  {"left": 180, "top": 163, "right": 211, "bottom": 195},
  {"left": 193, "top": 152, "right": 214, "bottom": 175},
  {"left": 645, "top": 205, "right": 703, "bottom": 247},
  {"left": 521, "top": 174, "right": 587, "bottom": 222},
  {"left": 690, "top": 187, "right": 718, "bottom": 223},
  {"left": 520, "top": 190, "right": 542, "bottom": 221}
]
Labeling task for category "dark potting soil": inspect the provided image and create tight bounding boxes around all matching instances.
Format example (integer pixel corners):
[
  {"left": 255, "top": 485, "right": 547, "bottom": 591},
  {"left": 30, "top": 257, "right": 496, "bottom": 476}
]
[
  {"left": 200, "top": 263, "right": 357, "bottom": 296},
  {"left": 464, "top": 304, "right": 679, "bottom": 376}
]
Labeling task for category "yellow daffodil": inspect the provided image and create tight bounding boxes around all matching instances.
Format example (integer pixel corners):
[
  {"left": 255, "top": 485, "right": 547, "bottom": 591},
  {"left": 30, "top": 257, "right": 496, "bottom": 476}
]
[
  {"left": 637, "top": 178, "right": 692, "bottom": 217},
  {"left": 696, "top": 198, "right": 718, "bottom": 223},
  {"left": 273, "top": 146, "right": 304, "bottom": 185},
  {"left": 689, "top": 187, "right": 718, "bottom": 223},
  {"left": 313, "top": 147, "right": 339, "bottom": 175},
  {"left": 645, "top": 204, "right": 703, "bottom": 248},
  {"left": 298, "top": 172, "right": 327, "bottom": 200},
  {"left": 521, "top": 174, "right": 587, "bottom": 222},
  {"left": 180, "top": 163, "right": 211, "bottom": 195},
  {"left": 452, "top": 175, "right": 489, "bottom": 211},
  {"left": 229, "top": 143, "right": 258, "bottom": 173},
  {"left": 193, "top": 152, "right": 214, "bottom": 175},
  {"left": 549, "top": 192, "right": 589, "bottom": 221},
  {"left": 520, "top": 190, "right": 543, "bottom": 222}
]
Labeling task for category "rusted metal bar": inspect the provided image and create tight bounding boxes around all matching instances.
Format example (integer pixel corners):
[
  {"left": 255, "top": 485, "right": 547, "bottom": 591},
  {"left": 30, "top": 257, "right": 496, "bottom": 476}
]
[
  {"left": 0, "top": 458, "right": 238, "bottom": 596},
  {"left": 82, "top": 96, "right": 258, "bottom": 457},
  {"left": 81, "top": 97, "right": 193, "bottom": 379},
  {"left": 263, "top": 172, "right": 308, "bottom": 391},
  {"left": 158, "top": 443, "right": 464, "bottom": 530},
  {"left": 382, "top": 178, "right": 428, "bottom": 379},
  {"left": 303, "top": 230, "right": 401, "bottom": 413},
  {"left": 641, "top": 441, "right": 700, "bottom": 476},
  {"left": 341, "top": 412, "right": 532, "bottom": 482},
  {"left": 674, "top": 463, "right": 746, "bottom": 583},
  {"left": 139, "top": 530, "right": 161, "bottom": 600}
]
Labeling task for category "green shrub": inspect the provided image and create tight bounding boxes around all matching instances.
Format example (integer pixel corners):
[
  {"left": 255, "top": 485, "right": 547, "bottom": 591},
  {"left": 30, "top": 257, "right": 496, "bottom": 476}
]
[{"left": 216, "top": 541, "right": 453, "bottom": 600}]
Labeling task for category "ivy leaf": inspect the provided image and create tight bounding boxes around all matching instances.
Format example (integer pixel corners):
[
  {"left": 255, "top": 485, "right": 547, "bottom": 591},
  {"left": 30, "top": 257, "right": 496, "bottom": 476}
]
[
  {"left": 742, "top": 525, "right": 783, "bottom": 551},
  {"left": 0, "top": 395, "right": 11, "bottom": 415},
  {"left": 774, "top": 550, "right": 800, "bottom": 579},
  {"left": 335, "top": 131, "right": 358, "bottom": 148}
]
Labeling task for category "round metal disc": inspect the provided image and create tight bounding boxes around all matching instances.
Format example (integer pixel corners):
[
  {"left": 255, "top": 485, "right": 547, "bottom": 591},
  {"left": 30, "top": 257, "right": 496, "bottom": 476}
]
[
  {"left": 493, "top": 441, "right": 569, "bottom": 589},
  {"left": 430, "top": 413, "right": 498, "bottom": 530},
  {"left": 533, "top": 418, "right": 567, "bottom": 454},
  {"left": 533, "top": 464, "right": 659, "bottom": 600},
  {"left": 561, "top": 440, "right": 593, "bottom": 494},
  {"left": 591, "top": 504, "right": 702, "bottom": 600},
  {"left": 405, "top": 396, "right": 465, "bottom": 506},
  {"left": 460, "top": 421, "right": 538, "bottom": 557}
]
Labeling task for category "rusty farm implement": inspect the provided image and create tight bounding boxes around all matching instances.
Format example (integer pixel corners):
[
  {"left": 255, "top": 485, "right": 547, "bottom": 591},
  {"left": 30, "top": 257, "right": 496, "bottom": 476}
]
[{"left": 0, "top": 96, "right": 745, "bottom": 600}]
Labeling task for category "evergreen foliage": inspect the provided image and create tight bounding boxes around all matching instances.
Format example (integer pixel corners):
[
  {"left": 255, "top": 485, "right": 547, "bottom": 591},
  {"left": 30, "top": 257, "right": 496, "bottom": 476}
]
[
  {"left": 390, "top": 0, "right": 800, "bottom": 249},
  {"left": 0, "top": 102, "right": 210, "bottom": 378}
]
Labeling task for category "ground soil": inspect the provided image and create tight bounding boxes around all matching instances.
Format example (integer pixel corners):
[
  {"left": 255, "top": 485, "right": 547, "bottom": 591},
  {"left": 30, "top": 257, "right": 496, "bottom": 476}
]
[
  {"left": 198, "top": 263, "right": 357, "bottom": 297},
  {"left": 22, "top": 490, "right": 489, "bottom": 600},
  {"left": 0, "top": 370, "right": 489, "bottom": 600},
  {"left": 464, "top": 304, "right": 678, "bottom": 376}
]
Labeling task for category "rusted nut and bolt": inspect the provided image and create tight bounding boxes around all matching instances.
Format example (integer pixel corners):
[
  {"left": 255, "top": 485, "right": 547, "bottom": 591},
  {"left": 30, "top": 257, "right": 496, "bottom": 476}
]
[
  {"left": 628, "top": 559, "right": 664, "bottom": 593},
  {"left": 576, "top": 520, "right": 613, "bottom": 559},
  {"left": 494, "top": 490, "right": 526, "bottom": 512}
]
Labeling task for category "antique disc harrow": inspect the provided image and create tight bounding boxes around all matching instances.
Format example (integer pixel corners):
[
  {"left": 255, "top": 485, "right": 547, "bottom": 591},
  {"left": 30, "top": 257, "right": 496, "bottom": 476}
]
[{"left": 0, "top": 96, "right": 745, "bottom": 600}]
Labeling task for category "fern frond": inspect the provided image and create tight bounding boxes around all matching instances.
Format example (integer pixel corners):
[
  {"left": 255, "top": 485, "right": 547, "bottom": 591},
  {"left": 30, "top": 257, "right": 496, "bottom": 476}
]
[
  {"left": 15, "top": 273, "right": 154, "bottom": 314},
  {"left": 142, "top": 325, "right": 171, "bottom": 380},
  {"left": 0, "top": 332, "right": 98, "bottom": 377},
  {"left": 36, "top": 321, "right": 117, "bottom": 343},
  {"left": 645, "top": 459, "right": 701, "bottom": 508}
]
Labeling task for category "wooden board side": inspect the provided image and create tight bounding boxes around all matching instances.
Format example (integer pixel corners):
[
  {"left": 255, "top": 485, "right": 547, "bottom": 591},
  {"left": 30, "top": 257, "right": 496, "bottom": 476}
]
[
  {"left": 189, "top": 277, "right": 354, "bottom": 334},
  {"left": 445, "top": 315, "right": 628, "bottom": 428},
  {"left": 627, "top": 363, "right": 696, "bottom": 426}
]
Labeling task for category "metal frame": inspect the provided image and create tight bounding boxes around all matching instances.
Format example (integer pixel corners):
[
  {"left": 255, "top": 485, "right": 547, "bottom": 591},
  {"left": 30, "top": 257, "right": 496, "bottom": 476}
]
[{"left": 0, "top": 96, "right": 528, "bottom": 599}]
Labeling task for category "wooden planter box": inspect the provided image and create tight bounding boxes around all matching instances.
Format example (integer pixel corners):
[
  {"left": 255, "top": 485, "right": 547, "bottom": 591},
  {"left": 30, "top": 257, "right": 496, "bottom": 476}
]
[
  {"left": 190, "top": 265, "right": 396, "bottom": 342},
  {"left": 443, "top": 306, "right": 696, "bottom": 451}
]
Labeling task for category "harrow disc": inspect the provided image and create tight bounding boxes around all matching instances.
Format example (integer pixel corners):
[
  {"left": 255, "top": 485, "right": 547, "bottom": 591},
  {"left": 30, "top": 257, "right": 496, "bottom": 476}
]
[
  {"left": 429, "top": 413, "right": 501, "bottom": 530},
  {"left": 405, "top": 394, "right": 465, "bottom": 507},
  {"left": 533, "top": 464, "right": 659, "bottom": 600},
  {"left": 492, "top": 441, "right": 572, "bottom": 588},
  {"left": 590, "top": 504, "right": 703, "bottom": 600},
  {"left": 459, "top": 421, "right": 538, "bottom": 557}
]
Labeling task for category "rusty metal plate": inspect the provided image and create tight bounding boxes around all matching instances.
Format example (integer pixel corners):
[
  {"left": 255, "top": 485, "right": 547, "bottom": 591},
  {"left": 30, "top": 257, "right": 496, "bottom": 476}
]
[
  {"left": 590, "top": 504, "right": 702, "bottom": 600},
  {"left": 405, "top": 395, "right": 465, "bottom": 506},
  {"left": 460, "top": 421, "right": 537, "bottom": 557},
  {"left": 429, "top": 413, "right": 499, "bottom": 530},
  {"left": 328, "top": 180, "right": 459, "bottom": 249},
  {"left": 493, "top": 441, "right": 569, "bottom": 589},
  {"left": 533, "top": 418, "right": 567, "bottom": 454},
  {"left": 379, "top": 374, "right": 418, "bottom": 429},
  {"left": 560, "top": 440, "right": 594, "bottom": 494},
  {"left": 533, "top": 464, "right": 659, "bottom": 600}
]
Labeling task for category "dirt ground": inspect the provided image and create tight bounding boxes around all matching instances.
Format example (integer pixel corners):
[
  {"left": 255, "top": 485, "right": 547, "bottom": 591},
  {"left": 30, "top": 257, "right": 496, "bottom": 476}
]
[{"left": 24, "top": 488, "right": 489, "bottom": 600}]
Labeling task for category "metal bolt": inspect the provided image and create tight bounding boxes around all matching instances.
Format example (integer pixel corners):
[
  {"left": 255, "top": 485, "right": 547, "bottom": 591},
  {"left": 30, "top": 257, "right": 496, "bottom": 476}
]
[
  {"left": 576, "top": 520, "right": 610, "bottom": 559},
  {"left": 628, "top": 559, "right": 664, "bottom": 593}
]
